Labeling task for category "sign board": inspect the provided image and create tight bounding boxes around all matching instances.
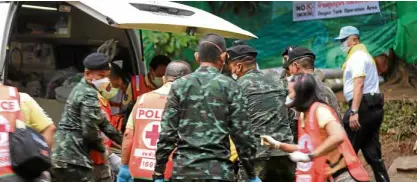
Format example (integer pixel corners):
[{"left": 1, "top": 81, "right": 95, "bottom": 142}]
[{"left": 293, "top": 1, "right": 380, "bottom": 22}]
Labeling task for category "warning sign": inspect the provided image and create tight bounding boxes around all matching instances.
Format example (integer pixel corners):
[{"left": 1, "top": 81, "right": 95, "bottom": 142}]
[{"left": 141, "top": 121, "right": 161, "bottom": 149}]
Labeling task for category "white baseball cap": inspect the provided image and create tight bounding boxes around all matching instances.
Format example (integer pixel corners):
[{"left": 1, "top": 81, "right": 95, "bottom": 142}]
[{"left": 334, "top": 26, "right": 360, "bottom": 41}]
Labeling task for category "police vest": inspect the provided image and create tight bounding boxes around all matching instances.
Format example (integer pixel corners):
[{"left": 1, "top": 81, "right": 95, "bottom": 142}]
[
  {"left": 90, "top": 94, "right": 112, "bottom": 165},
  {"left": 0, "top": 86, "right": 22, "bottom": 177},
  {"left": 296, "top": 102, "right": 369, "bottom": 182},
  {"left": 129, "top": 90, "right": 173, "bottom": 180}
]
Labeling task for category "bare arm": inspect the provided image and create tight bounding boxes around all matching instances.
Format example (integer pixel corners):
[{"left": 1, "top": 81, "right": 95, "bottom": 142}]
[
  {"left": 351, "top": 77, "right": 364, "bottom": 110},
  {"left": 40, "top": 124, "right": 56, "bottom": 148},
  {"left": 310, "top": 121, "right": 344, "bottom": 158},
  {"left": 121, "top": 128, "right": 134, "bottom": 165},
  {"left": 278, "top": 143, "right": 300, "bottom": 153}
]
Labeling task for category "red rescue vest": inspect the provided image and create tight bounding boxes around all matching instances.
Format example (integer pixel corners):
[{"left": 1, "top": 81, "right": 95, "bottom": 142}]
[
  {"left": 128, "top": 91, "right": 173, "bottom": 180},
  {"left": 0, "top": 86, "right": 22, "bottom": 177},
  {"left": 90, "top": 94, "right": 112, "bottom": 165},
  {"left": 131, "top": 75, "right": 154, "bottom": 102},
  {"left": 296, "top": 102, "right": 369, "bottom": 182}
]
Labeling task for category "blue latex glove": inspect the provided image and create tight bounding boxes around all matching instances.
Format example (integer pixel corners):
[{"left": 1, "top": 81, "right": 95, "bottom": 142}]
[
  {"left": 248, "top": 176, "right": 262, "bottom": 182},
  {"left": 117, "top": 165, "right": 132, "bottom": 182},
  {"left": 154, "top": 179, "right": 164, "bottom": 182}
]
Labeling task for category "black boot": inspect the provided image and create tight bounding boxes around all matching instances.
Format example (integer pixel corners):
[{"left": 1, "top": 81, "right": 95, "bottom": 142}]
[{"left": 370, "top": 159, "right": 390, "bottom": 182}]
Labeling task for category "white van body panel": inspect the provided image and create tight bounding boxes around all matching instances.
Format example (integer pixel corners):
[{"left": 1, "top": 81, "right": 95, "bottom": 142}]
[{"left": 67, "top": 1, "right": 257, "bottom": 40}]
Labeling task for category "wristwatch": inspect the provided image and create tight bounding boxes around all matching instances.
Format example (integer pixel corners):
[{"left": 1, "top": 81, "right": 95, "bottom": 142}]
[
  {"left": 308, "top": 154, "right": 314, "bottom": 160},
  {"left": 349, "top": 109, "right": 358, "bottom": 115}
]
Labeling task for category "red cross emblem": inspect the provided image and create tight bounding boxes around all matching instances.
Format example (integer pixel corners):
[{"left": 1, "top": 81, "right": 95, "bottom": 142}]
[
  {"left": 145, "top": 125, "right": 160, "bottom": 146},
  {"left": 299, "top": 141, "right": 311, "bottom": 154},
  {"left": 141, "top": 121, "right": 161, "bottom": 149}
]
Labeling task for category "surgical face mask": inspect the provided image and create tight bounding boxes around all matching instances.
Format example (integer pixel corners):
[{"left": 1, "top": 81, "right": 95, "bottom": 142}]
[
  {"left": 92, "top": 77, "right": 110, "bottom": 90},
  {"left": 285, "top": 96, "right": 294, "bottom": 107},
  {"left": 152, "top": 77, "right": 163, "bottom": 87},
  {"left": 231, "top": 73, "right": 238, "bottom": 80},
  {"left": 101, "top": 87, "right": 119, "bottom": 99},
  {"left": 286, "top": 75, "right": 293, "bottom": 82},
  {"left": 340, "top": 40, "right": 351, "bottom": 54}
]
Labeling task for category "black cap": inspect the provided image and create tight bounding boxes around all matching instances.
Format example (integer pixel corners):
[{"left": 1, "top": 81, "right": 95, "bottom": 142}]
[
  {"left": 281, "top": 46, "right": 296, "bottom": 56},
  {"left": 232, "top": 40, "right": 247, "bottom": 46},
  {"left": 227, "top": 45, "right": 258, "bottom": 63},
  {"left": 83, "top": 53, "right": 111, "bottom": 70},
  {"left": 283, "top": 47, "right": 315, "bottom": 69}
]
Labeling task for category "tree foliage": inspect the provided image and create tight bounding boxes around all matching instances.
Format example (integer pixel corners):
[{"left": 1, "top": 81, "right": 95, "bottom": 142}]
[{"left": 142, "top": 31, "right": 198, "bottom": 60}]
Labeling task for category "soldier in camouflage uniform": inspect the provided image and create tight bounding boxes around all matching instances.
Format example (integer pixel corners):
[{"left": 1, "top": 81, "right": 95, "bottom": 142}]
[
  {"left": 283, "top": 47, "right": 342, "bottom": 120},
  {"left": 226, "top": 45, "right": 295, "bottom": 182},
  {"left": 51, "top": 53, "right": 123, "bottom": 182},
  {"left": 278, "top": 46, "right": 298, "bottom": 142},
  {"left": 154, "top": 34, "right": 260, "bottom": 182}
]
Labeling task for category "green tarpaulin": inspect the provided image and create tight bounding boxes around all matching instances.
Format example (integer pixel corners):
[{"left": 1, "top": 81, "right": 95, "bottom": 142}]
[{"left": 142, "top": 2, "right": 417, "bottom": 69}]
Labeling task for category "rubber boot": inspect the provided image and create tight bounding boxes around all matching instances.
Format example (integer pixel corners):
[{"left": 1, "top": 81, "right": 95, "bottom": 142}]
[{"left": 370, "top": 159, "right": 390, "bottom": 182}]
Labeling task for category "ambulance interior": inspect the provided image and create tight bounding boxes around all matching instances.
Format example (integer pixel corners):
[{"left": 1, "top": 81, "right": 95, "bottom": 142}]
[{"left": 6, "top": 2, "right": 139, "bottom": 123}]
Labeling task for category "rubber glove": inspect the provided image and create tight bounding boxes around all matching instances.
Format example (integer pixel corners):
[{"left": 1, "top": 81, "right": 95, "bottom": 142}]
[
  {"left": 260, "top": 135, "right": 281, "bottom": 149},
  {"left": 289, "top": 151, "right": 311, "bottom": 162},
  {"left": 154, "top": 179, "right": 164, "bottom": 182},
  {"left": 117, "top": 165, "right": 132, "bottom": 182},
  {"left": 248, "top": 176, "right": 262, "bottom": 182}
]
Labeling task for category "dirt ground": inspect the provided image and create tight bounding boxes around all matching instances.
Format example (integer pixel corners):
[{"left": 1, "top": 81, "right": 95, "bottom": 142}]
[
  {"left": 334, "top": 81, "right": 417, "bottom": 181},
  {"left": 357, "top": 134, "right": 417, "bottom": 182}
]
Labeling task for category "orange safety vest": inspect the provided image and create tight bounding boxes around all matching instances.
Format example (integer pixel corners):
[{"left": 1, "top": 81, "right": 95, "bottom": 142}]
[
  {"left": 296, "top": 102, "right": 369, "bottom": 182},
  {"left": 131, "top": 75, "right": 154, "bottom": 102},
  {"left": 128, "top": 91, "right": 174, "bottom": 180},
  {"left": 0, "top": 86, "right": 22, "bottom": 177},
  {"left": 90, "top": 94, "right": 112, "bottom": 165}
]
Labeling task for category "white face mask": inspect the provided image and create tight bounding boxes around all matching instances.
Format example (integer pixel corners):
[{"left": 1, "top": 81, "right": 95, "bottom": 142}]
[
  {"left": 286, "top": 75, "right": 293, "bottom": 82},
  {"left": 92, "top": 77, "right": 110, "bottom": 90},
  {"left": 231, "top": 73, "right": 238, "bottom": 80},
  {"left": 152, "top": 77, "right": 163, "bottom": 87},
  {"left": 340, "top": 40, "right": 351, "bottom": 54},
  {"left": 285, "top": 96, "right": 294, "bottom": 106}
]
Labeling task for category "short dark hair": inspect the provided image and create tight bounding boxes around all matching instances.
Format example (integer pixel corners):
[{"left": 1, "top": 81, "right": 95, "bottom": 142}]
[
  {"left": 110, "top": 63, "right": 129, "bottom": 85},
  {"left": 294, "top": 56, "right": 314, "bottom": 70},
  {"left": 165, "top": 60, "right": 192, "bottom": 81},
  {"left": 290, "top": 73, "right": 325, "bottom": 112},
  {"left": 198, "top": 34, "right": 226, "bottom": 63},
  {"left": 150, "top": 55, "right": 171, "bottom": 70}
]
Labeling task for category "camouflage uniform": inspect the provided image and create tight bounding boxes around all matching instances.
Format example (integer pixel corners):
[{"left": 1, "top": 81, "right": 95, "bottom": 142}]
[
  {"left": 155, "top": 66, "right": 257, "bottom": 181},
  {"left": 51, "top": 78, "right": 123, "bottom": 182},
  {"left": 235, "top": 69, "right": 295, "bottom": 182},
  {"left": 312, "top": 73, "right": 342, "bottom": 120}
]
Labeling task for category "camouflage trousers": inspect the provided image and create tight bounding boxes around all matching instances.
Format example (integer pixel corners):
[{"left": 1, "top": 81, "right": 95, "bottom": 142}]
[
  {"left": 237, "top": 156, "right": 295, "bottom": 182},
  {"left": 93, "top": 164, "right": 112, "bottom": 182},
  {"left": 51, "top": 162, "right": 93, "bottom": 182}
]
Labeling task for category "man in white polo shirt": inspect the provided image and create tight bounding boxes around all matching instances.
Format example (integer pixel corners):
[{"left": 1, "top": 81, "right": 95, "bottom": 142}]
[{"left": 335, "top": 26, "right": 390, "bottom": 182}]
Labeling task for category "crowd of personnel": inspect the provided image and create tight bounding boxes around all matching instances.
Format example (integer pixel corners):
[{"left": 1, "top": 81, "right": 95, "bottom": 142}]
[{"left": 0, "top": 25, "right": 390, "bottom": 182}]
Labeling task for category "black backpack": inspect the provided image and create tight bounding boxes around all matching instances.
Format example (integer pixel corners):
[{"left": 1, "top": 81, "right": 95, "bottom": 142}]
[{"left": 9, "top": 120, "right": 51, "bottom": 180}]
